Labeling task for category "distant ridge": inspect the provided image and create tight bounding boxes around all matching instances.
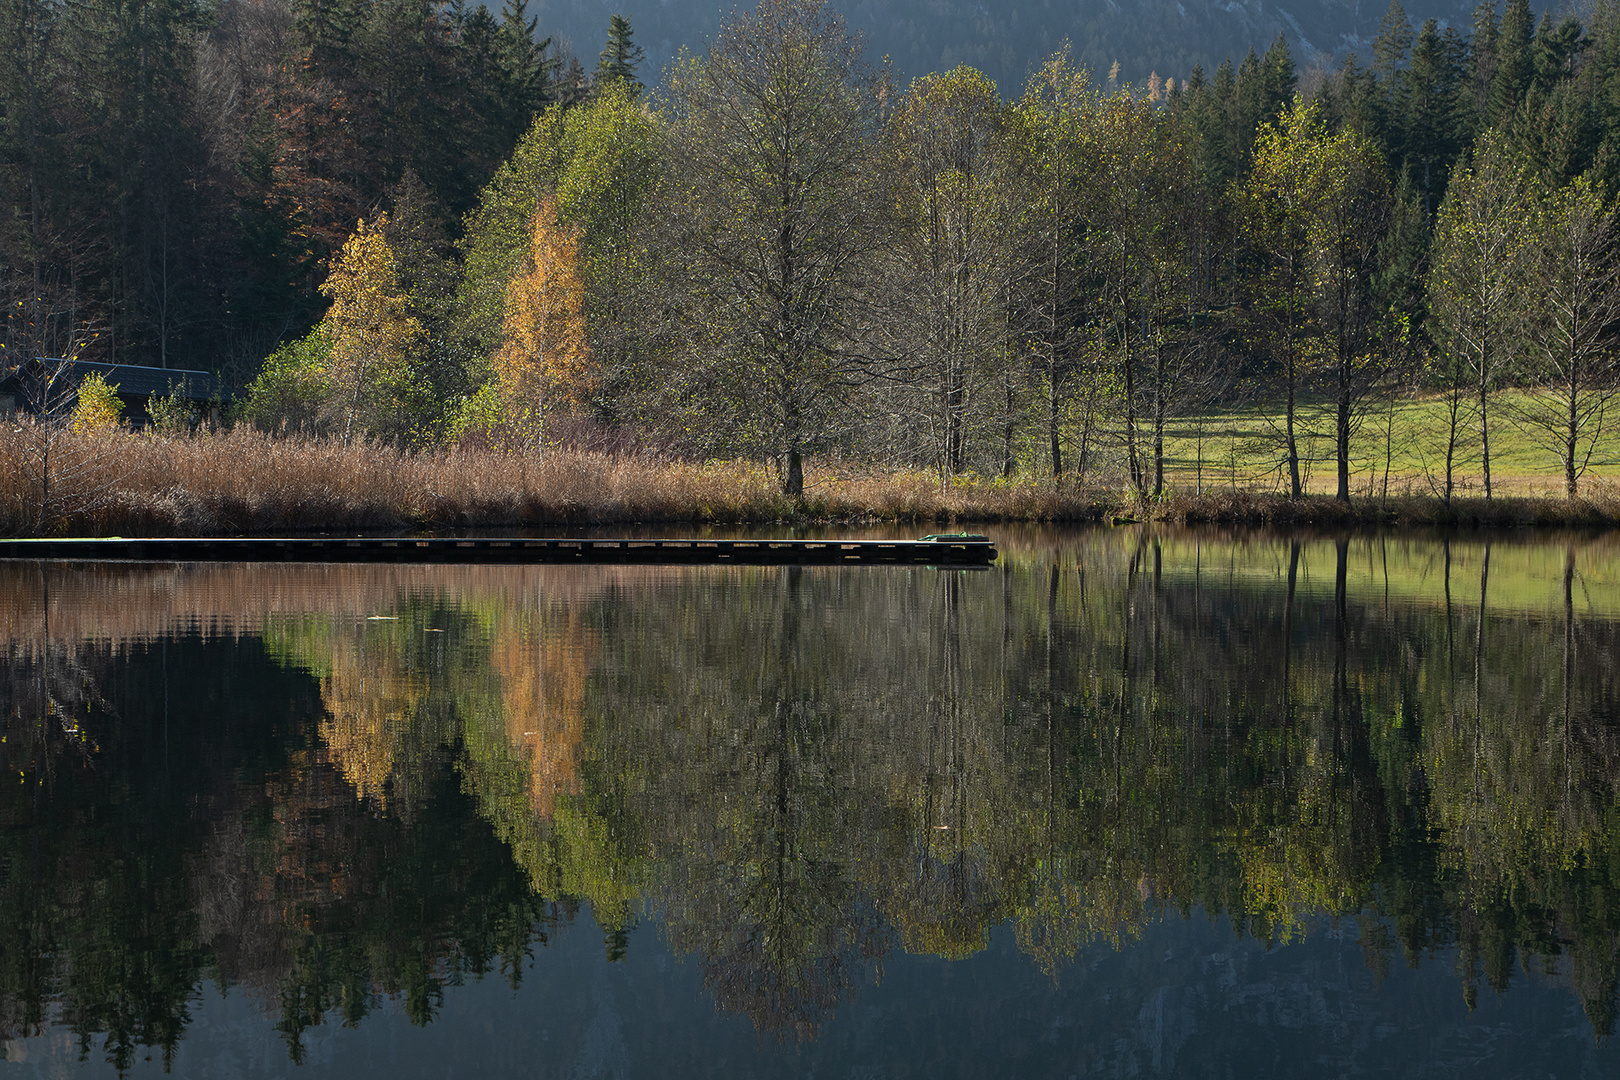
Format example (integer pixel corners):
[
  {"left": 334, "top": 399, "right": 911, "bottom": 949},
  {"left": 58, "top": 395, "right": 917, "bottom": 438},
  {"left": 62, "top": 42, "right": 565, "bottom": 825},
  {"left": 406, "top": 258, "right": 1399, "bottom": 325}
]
[{"left": 537, "top": 0, "right": 1498, "bottom": 94}]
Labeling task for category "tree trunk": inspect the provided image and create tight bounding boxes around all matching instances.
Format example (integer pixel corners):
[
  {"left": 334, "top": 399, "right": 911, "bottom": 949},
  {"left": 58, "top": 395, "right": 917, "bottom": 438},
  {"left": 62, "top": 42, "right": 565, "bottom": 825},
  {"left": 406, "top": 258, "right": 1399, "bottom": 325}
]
[
  {"left": 1285, "top": 346, "right": 1302, "bottom": 498},
  {"left": 1443, "top": 374, "right": 1461, "bottom": 505},
  {"left": 1002, "top": 379, "right": 1015, "bottom": 478},
  {"left": 946, "top": 351, "right": 965, "bottom": 475},
  {"left": 1152, "top": 342, "right": 1166, "bottom": 498},
  {"left": 1049, "top": 391, "right": 1062, "bottom": 481},
  {"left": 1565, "top": 360, "right": 1579, "bottom": 500},
  {"left": 1121, "top": 314, "right": 1144, "bottom": 501},
  {"left": 783, "top": 446, "right": 803, "bottom": 497}
]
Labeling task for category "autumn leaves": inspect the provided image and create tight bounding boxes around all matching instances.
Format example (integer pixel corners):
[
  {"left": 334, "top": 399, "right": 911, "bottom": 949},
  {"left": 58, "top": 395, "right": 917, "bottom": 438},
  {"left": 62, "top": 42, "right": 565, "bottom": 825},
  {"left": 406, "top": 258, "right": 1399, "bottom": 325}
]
[
  {"left": 488, "top": 198, "right": 593, "bottom": 446},
  {"left": 249, "top": 195, "right": 592, "bottom": 448}
]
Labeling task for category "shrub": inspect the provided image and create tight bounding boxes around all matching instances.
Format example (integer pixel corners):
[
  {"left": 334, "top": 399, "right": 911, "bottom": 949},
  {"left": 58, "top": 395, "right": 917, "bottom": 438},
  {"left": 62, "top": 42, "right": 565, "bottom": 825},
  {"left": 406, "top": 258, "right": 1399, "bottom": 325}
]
[{"left": 72, "top": 372, "right": 123, "bottom": 432}]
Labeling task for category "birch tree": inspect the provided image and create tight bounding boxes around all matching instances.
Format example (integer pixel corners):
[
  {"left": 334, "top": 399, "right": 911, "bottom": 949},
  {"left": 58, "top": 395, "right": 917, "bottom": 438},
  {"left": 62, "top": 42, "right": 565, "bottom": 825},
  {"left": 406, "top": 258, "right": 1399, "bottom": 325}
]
[
  {"left": 1306, "top": 120, "right": 1392, "bottom": 503},
  {"left": 1239, "top": 104, "right": 1319, "bottom": 498},
  {"left": 493, "top": 195, "right": 593, "bottom": 444},
  {"left": 1514, "top": 175, "right": 1620, "bottom": 499},
  {"left": 319, "top": 214, "right": 424, "bottom": 442},
  {"left": 1088, "top": 92, "right": 1191, "bottom": 500},
  {"left": 887, "top": 66, "right": 1012, "bottom": 480},
  {"left": 1008, "top": 54, "right": 1092, "bottom": 483},
  {"left": 1426, "top": 131, "right": 1537, "bottom": 501}
]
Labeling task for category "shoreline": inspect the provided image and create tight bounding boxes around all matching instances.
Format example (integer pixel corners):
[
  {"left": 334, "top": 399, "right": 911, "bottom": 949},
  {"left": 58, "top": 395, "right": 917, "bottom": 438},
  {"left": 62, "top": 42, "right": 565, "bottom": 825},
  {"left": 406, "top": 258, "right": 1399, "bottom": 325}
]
[
  {"left": 10, "top": 489, "right": 1616, "bottom": 537},
  {"left": 1, "top": 427, "right": 1616, "bottom": 537}
]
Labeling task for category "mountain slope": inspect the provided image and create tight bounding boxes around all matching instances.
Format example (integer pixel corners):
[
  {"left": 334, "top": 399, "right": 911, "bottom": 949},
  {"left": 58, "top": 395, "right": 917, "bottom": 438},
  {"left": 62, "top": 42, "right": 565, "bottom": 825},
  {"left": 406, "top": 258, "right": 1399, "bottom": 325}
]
[{"left": 541, "top": 0, "right": 1490, "bottom": 96}]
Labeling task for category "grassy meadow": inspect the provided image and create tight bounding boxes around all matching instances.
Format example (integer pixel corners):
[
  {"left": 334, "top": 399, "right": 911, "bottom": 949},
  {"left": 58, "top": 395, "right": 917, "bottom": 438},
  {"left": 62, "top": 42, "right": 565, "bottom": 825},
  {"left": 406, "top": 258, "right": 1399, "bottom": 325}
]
[{"left": 1153, "top": 391, "right": 1620, "bottom": 500}]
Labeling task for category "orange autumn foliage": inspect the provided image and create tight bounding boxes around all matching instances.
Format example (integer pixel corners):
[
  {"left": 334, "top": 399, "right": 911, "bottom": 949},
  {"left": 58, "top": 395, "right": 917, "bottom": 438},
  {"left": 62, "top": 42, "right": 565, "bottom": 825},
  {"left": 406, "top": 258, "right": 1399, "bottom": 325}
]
[
  {"left": 493, "top": 609, "right": 596, "bottom": 818},
  {"left": 493, "top": 197, "right": 594, "bottom": 440},
  {"left": 318, "top": 637, "right": 426, "bottom": 809}
]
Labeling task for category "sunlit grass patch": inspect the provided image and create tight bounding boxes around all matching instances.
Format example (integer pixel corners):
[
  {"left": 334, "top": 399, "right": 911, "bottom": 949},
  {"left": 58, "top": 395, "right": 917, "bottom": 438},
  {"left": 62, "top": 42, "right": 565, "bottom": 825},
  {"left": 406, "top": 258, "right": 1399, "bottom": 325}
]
[{"left": 1155, "top": 391, "right": 1620, "bottom": 500}]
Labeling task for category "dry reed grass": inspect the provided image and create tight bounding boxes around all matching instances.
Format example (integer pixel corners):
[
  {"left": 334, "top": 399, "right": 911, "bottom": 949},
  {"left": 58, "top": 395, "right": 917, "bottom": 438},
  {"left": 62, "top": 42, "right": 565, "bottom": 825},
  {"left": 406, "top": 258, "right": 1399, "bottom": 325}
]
[
  {"left": 0, "top": 424, "right": 1117, "bottom": 535},
  {"left": 0, "top": 424, "right": 1614, "bottom": 537}
]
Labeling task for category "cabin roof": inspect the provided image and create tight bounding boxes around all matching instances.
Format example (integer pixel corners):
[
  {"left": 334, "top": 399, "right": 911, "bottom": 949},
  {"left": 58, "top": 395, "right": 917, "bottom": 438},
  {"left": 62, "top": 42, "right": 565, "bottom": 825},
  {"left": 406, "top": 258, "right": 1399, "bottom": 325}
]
[{"left": 1, "top": 359, "right": 227, "bottom": 401}]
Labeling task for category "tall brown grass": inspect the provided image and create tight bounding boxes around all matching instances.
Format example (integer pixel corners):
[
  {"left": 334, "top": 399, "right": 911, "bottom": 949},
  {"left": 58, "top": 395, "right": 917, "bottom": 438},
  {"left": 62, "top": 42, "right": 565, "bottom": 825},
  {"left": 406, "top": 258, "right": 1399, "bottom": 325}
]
[
  {"left": 0, "top": 423, "right": 1615, "bottom": 537},
  {"left": 0, "top": 424, "right": 1118, "bottom": 535}
]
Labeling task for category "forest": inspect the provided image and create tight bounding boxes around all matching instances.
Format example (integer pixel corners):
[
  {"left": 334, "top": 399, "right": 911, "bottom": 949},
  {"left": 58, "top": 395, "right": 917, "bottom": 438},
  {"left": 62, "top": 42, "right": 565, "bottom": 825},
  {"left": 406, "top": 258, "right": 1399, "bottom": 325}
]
[{"left": 5, "top": 0, "right": 1620, "bottom": 506}]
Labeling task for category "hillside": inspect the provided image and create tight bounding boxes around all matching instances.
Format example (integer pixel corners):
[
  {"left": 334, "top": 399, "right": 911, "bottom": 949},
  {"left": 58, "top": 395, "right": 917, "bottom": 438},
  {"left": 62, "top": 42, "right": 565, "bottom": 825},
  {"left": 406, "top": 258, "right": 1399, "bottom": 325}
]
[{"left": 543, "top": 0, "right": 1487, "bottom": 93}]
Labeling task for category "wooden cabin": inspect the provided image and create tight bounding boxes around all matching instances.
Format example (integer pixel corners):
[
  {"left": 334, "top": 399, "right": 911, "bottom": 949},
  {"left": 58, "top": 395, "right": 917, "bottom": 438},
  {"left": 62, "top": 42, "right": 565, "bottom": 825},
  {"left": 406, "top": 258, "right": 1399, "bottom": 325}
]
[{"left": 0, "top": 359, "right": 228, "bottom": 428}]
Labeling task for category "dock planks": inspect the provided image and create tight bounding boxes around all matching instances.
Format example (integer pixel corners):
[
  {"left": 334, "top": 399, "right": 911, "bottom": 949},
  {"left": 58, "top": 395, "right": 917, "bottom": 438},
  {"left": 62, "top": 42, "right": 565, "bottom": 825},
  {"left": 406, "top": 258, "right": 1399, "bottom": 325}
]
[{"left": 0, "top": 535, "right": 998, "bottom": 566}]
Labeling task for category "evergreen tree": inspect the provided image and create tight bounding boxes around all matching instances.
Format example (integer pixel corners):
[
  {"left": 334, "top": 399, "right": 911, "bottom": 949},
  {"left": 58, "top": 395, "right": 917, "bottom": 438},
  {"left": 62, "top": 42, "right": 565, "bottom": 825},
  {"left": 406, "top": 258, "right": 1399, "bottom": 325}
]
[
  {"left": 1490, "top": 0, "right": 1535, "bottom": 123},
  {"left": 1533, "top": 14, "right": 1585, "bottom": 94},
  {"left": 1207, "top": 58, "right": 1242, "bottom": 183},
  {"left": 1399, "top": 18, "right": 1468, "bottom": 215},
  {"left": 595, "top": 13, "right": 645, "bottom": 90},
  {"left": 1372, "top": 0, "right": 1413, "bottom": 84},
  {"left": 1321, "top": 54, "right": 1381, "bottom": 137},
  {"left": 1374, "top": 173, "right": 1431, "bottom": 333},
  {"left": 1472, "top": 2, "right": 1500, "bottom": 117},
  {"left": 296, "top": 0, "right": 360, "bottom": 79},
  {"left": 496, "top": 0, "right": 556, "bottom": 129}
]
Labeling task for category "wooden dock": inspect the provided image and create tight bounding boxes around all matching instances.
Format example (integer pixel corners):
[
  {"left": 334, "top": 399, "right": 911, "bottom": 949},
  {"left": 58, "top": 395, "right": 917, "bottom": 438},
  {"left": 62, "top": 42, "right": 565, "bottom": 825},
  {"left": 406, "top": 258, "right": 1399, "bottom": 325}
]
[{"left": 0, "top": 535, "right": 998, "bottom": 566}]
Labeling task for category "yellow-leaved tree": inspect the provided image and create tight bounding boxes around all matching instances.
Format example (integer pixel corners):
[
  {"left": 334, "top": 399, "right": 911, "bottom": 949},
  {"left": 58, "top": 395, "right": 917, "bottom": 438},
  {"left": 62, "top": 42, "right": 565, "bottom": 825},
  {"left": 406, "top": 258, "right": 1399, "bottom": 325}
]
[
  {"left": 72, "top": 372, "right": 124, "bottom": 432},
  {"left": 491, "top": 196, "right": 593, "bottom": 446},
  {"left": 320, "top": 213, "right": 424, "bottom": 442}
]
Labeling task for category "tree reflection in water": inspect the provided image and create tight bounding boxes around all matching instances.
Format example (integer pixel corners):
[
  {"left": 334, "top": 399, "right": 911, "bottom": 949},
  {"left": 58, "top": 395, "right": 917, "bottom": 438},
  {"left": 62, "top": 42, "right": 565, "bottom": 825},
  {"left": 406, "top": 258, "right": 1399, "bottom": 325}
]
[{"left": 0, "top": 530, "right": 1618, "bottom": 1067}]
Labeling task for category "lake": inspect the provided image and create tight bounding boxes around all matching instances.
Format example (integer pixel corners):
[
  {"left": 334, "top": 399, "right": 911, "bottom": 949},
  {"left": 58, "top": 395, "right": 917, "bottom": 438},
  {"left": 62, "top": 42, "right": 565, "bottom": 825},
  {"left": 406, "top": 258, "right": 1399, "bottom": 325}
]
[{"left": 2, "top": 527, "right": 1618, "bottom": 1078}]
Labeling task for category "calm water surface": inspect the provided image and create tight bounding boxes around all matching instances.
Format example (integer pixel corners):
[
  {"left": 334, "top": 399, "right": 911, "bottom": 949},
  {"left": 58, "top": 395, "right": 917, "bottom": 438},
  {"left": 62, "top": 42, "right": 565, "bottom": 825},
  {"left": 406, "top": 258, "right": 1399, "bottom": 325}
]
[{"left": 2, "top": 527, "right": 1619, "bottom": 1078}]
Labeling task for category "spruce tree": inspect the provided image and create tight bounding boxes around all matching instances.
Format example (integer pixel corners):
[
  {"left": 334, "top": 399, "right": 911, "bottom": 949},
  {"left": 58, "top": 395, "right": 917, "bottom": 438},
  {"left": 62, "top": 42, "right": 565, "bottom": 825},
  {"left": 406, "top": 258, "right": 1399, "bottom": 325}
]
[
  {"left": 1260, "top": 35, "right": 1298, "bottom": 117},
  {"left": 1209, "top": 58, "right": 1241, "bottom": 182},
  {"left": 1490, "top": 0, "right": 1534, "bottom": 122},
  {"left": 1472, "top": 2, "right": 1500, "bottom": 116},
  {"left": 1532, "top": 14, "right": 1585, "bottom": 93},
  {"left": 1400, "top": 18, "right": 1466, "bottom": 214},
  {"left": 1372, "top": 0, "right": 1413, "bottom": 83},
  {"left": 596, "top": 13, "right": 645, "bottom": 90},
  {"left": 497, "top": 0, "right": 555, "bottom": 128}
]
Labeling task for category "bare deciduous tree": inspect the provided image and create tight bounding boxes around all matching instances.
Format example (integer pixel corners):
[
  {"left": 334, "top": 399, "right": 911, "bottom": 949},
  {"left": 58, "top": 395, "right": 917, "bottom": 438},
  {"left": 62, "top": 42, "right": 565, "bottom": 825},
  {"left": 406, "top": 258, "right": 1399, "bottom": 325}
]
[
  {"left": 1427, "top": 130, "right": 1537, "bottom": 502},
  {"left": 1513, "top": 175, "right": 1620, "bottom": 499},
  {"left": 657, "top": 0, "right": 889, "bottom": 496},
  {"left": 886, "top": 65, "right": 1014, "bottom": 482}
]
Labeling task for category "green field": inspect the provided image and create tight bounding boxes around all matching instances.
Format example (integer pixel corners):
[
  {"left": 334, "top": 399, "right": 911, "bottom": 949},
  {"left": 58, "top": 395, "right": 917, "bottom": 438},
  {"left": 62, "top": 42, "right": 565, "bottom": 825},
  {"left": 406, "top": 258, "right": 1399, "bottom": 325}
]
[{"left": 1152, "top": 392, "right": 1620, "bottom": 499}]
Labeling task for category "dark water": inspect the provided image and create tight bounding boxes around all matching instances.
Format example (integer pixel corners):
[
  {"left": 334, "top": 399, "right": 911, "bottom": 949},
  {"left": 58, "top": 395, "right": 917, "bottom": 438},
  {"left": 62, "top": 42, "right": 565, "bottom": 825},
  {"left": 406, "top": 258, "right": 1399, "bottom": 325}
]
[{"left": 2, "top": 528, "right": 1619, "bottom": 1078}]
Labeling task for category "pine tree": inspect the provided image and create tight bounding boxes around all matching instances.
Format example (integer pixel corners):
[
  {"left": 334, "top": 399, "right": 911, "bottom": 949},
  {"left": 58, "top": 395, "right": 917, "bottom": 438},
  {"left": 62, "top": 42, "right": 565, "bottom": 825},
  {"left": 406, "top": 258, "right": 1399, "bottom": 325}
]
[
  {"left": 1399, "top": 18, "right": 1468, "bottom": 214},
  {"left": 1490, "top": 0, "right": 1534, "bottom": 122},
  {"left": 595, "top": 14, "right": 645, "bottom": 90},
  {"left": 1372, "top": 0, "right": 1413, "bottom": 84},
  {"left": 1472, "top": 2, "right": 1500, "bottom": 116}
]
